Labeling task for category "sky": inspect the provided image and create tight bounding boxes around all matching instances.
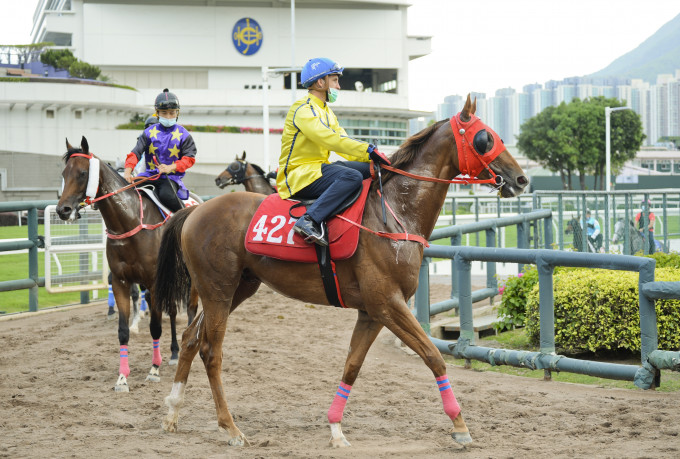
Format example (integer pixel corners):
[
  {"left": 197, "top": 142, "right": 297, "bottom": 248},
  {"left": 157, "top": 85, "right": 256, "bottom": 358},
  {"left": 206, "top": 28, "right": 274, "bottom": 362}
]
[{"left": 2, "top": 0, "right": 680, "bottom": 112}]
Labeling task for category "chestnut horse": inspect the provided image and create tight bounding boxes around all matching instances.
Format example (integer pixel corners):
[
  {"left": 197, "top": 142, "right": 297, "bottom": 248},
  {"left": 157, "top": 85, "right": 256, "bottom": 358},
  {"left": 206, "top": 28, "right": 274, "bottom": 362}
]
[
  {"left": 155, "top": 96, "right": 528, "bottom": 447},
  {"left": 56, "top": 138, "right": 200, "bottom": 392},
  {"left": 214, "top": 151, "right": 276, "bottom": 195}
]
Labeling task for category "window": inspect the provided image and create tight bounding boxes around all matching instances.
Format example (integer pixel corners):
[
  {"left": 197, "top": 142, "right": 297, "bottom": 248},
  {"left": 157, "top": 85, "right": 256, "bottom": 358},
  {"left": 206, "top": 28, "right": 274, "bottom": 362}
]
[
  {"left": 46, "top": 109, "right": 55, "bottom": 119},
  {"left": 74, "top": 110, "right": 82, "bottom": 119}
]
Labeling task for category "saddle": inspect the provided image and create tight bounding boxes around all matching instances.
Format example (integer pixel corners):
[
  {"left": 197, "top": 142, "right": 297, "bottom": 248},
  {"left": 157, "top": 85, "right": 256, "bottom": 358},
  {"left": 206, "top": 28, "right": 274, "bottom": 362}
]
[
  {"left": 138, "top": 185, "right": 200, "bottom": 216},
  {"left": 245, "top": 179, "right": 372, "bottom": 308}
]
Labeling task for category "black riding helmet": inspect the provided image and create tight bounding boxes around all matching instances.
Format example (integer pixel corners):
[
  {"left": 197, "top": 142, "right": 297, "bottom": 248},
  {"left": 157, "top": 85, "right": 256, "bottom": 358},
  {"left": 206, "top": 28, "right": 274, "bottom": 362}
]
[
  {"left": 154, "top": 88, "right": 180, "bottom": 111},
  {"left": 144, "top": 115, "right": 158, "bottom": 128}
]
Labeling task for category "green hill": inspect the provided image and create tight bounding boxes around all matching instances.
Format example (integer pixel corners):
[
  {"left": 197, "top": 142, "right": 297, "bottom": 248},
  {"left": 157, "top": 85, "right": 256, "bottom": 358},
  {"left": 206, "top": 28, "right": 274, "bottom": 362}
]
[{"left": 588, "top": 12, "right": 680, "bottom": 83}]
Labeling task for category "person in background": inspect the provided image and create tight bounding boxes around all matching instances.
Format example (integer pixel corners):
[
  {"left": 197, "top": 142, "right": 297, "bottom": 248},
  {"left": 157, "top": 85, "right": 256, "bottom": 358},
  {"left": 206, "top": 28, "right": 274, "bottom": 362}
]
[
  {"left": 123, "top": 89, "right": 197, "bottom": 212},
  {"left": 635, "top": 200, "right": 656, "bottom": 254},
  {"left": 276, "top": 57, "right": 390, "bottom": 245},
  {"left": 585, "top": 210, "right": 602, "bottom": 252}
]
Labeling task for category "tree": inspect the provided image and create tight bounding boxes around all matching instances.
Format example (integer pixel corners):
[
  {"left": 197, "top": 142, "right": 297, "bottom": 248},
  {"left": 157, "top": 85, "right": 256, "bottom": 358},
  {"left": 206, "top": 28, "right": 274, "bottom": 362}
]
[
  {"left": 517, "top": 104, "right": 577, "bottom": 189},
  {"left": 517, "top": 97, "right": 645, "bottom": 190},
  {"left": 40, "top": 49, "right": 76, "bottom": 70}
]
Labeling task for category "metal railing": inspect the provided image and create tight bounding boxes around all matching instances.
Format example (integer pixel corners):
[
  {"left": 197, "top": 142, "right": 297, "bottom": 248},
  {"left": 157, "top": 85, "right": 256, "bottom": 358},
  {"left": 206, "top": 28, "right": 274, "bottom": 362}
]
[
  {"left": 532, "top": 189, "right": 680, "bottom": 254},
  {"left": 0, "top": 200, "right": 56, "bottom": 311},
  {"left": 417, "top": 209, "right": 553, "bottom": 327},
  {"left": 416, "top": 245, "right": 680, "bottom": 389}
]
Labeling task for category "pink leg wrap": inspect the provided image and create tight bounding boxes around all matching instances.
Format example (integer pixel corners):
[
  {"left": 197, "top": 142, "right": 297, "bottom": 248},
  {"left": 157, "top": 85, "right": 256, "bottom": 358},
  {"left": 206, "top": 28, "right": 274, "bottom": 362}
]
[
  {"left": 327, "top": 381, "right": 352, "bottom": 424},
  {"left": 119, "top": 345, "right": 130, "bottom": 377},
  {"left": 152, "top": 339, "right": 162, "bottom": 366},
  {"left": 436, "top": 375, "right": 461, "bottom": 420}
]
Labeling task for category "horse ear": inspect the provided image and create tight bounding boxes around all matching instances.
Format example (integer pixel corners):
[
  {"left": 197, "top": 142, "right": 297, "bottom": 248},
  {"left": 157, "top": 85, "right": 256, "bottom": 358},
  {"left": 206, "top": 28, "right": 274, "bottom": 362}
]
[
  {"left": 241, "top": 151, "right": 246, "bottom": 160},
  {"left": 66, "top": 138, "right": 73, "bottom": 150},
  {"left": 471, "top": 97, "right": 477, "bottom": 115},
  {"left": 461, "top": 94, "right": 472, "bottom": 121},
  {"left": 81, "top": 136, "right": 89, "bottom": 154}
]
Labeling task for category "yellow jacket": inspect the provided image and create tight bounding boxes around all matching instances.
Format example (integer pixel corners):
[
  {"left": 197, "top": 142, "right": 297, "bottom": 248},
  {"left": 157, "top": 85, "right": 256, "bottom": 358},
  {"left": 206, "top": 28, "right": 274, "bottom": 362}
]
[{"left": 277, "top": 93, "right": 370, "bottom": 199}]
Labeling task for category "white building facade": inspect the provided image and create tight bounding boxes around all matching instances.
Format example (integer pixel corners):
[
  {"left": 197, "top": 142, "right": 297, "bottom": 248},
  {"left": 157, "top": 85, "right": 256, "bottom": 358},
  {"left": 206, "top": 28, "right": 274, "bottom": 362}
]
[{"left": 1, "top": 0, "right": 430, "bottom": 195}]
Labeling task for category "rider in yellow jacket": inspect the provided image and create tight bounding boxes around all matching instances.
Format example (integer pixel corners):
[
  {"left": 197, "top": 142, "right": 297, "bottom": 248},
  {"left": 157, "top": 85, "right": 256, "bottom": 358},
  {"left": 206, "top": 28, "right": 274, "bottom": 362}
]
[{"left": 277, "top": 57, "right": 390, "bottom": 246}]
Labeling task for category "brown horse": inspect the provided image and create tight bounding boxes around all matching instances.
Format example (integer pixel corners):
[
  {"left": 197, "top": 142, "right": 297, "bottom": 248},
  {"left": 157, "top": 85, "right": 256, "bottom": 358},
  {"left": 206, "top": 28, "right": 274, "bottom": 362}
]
[
  {"left": 56, "top": 137, "right": 200, "bottom": 392},
  {"left": 214, "top": 151, "right": 276, "bottom": 195},
  {"left": 154, "top": 96, "right": 528, "bottom": 446}
]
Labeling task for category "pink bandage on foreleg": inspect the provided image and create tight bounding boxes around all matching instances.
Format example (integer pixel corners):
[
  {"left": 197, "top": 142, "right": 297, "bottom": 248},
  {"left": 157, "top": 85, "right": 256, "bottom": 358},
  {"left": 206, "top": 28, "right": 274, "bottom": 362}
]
[
  {"left": 119, "top": 345, "right": 130, "bottom": 377},
  {"left": 152, "top": 339, "right": 162, "bottom": 366},
  {"left": 327, "top": 381, "right": 352, "bottom": 424},
  {"left": 436, "top": 375, "right": 461, "bottom": 420}
]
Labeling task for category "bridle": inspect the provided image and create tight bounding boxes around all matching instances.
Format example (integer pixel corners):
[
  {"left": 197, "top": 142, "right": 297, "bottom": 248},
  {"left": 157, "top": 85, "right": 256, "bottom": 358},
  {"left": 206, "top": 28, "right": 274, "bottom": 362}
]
[
  {"left": 67, "top": 151, "right": 160, "bottom": 206},
  {"left": 225, "top": 160, "right": 264, "bottom": 185},
  {"left": 374, "top": 112, "right": 506, "bottom": 191},
  {"left": 64, "top": 150, "right": 167, "bottom": 239}
]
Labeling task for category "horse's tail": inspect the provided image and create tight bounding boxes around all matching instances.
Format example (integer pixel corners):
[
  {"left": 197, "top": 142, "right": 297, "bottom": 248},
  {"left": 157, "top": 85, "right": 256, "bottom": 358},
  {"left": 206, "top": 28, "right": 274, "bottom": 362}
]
[{"left": 154, "top": 206, "right": 198, "bottom": 317}]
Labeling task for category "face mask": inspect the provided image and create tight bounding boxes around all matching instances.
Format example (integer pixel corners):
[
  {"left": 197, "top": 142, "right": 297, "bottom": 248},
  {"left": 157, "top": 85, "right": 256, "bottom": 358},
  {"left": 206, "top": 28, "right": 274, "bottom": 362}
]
[
  {"left": 159, "top": 116, "right": 177, "bottom": 128},
  {"left": 328, "top": 88, "right": 339, "bottom": 103}
]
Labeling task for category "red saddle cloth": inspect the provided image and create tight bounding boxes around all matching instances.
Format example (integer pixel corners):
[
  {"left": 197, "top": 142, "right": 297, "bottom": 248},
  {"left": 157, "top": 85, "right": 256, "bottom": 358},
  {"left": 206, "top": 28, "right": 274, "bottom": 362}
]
[{"left": 245, "top": 179, "right": 372, "bottom": 263}]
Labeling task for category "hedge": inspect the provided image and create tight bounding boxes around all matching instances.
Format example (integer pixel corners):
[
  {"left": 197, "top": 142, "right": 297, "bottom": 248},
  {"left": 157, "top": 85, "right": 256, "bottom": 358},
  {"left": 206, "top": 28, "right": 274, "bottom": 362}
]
[{"left": 524, "top": 267, "right": 680, "bottom": 353}]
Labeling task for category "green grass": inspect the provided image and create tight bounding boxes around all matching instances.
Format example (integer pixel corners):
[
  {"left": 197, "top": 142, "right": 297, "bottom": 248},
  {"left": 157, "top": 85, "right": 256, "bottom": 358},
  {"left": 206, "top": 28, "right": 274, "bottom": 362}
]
[
  {"left": 442, "top": 328, "right": 680, "bottom": 392},
  {"left": 0, "top": 226, "right": 106, "bottom": 314}
]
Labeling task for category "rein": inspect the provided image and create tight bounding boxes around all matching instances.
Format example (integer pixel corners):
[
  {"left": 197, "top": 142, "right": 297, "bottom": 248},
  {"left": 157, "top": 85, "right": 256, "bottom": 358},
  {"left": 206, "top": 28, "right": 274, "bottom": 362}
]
[
  {"left": 106, "top": 191, "right": 170, "bottom": 240},
  {"left": 68, "top": 152, "right": 167, "bottom": 239},
  {"left": 69, "top": 152, "right": 161, "bottom": 205}
]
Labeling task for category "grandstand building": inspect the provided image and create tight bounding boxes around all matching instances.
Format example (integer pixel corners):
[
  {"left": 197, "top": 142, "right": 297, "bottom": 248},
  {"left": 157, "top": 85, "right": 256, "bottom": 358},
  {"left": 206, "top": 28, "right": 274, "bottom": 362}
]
[{"left": 0, "top": 0, "right": 431, "bottom": 200}]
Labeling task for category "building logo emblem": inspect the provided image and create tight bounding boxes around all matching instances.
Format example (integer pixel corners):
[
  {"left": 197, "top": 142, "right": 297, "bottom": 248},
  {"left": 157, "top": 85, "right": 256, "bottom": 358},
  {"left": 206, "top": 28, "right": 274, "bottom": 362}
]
[{"left": 232, "top": 18, "right": 263, "bottom": 56}]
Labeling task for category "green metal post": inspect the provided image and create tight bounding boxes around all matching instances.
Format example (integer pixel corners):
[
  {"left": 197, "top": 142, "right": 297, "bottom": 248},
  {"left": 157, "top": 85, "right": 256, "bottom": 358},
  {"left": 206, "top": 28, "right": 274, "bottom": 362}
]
[{"left": 27, "top": 208, "right": 39, "bottom": 312}]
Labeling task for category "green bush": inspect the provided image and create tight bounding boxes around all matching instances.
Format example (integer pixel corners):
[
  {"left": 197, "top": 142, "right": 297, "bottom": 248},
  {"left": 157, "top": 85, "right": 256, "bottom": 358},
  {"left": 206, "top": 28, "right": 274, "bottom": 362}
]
[
  {"left": 68, "top": 60, "right": 101, "bottom": 79},
  {"left": 645, "top": 251, "right": 680, "bottom": 269},
  {"left": 525, "top": 267, "right": 680, "bottom": 353},
  {"left": 494, "top": 266, "right": 539, "bottom": 332}
]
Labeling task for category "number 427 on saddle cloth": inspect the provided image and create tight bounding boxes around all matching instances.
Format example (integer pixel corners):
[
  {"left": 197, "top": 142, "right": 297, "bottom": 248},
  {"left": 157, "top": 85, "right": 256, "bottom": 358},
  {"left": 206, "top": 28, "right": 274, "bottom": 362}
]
[{"left": 244, "top": 179, "right": 371, "bottom": 263}]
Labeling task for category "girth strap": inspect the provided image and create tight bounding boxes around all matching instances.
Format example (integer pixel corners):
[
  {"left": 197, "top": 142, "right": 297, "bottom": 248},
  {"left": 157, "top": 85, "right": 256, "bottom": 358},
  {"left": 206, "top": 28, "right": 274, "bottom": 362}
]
[{"left": 313, "top": 222, "right": 347, "bottom": 309}]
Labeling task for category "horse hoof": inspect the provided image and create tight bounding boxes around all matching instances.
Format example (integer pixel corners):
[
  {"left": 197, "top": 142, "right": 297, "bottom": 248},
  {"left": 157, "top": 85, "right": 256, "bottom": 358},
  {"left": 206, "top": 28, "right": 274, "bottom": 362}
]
[
  {"left": 451, "top": 431, "right": 473, "bottom": 445},
  {"left": 220, "top": 427, "right": 250, "bottom": 446},
  {"left": 106, "top": 312, "right": 117, "bottom": 321},
  {"left": 162, "top": 415, "right": 178, "bottom": 433},
  {"left": 146, "top": 365, "right": 160, "bottom": 382},
  {"left": 114, "top": 374, "right": 130, "bottom": 392},
  {"left": 130, "top": 325, "right": 139, "bottom": 334},
  {"left": 168, "top": 358, "right": 178, "bottom": 366},
  {"left": 329, "top": 436, "right": 351, "bottom": 448}
]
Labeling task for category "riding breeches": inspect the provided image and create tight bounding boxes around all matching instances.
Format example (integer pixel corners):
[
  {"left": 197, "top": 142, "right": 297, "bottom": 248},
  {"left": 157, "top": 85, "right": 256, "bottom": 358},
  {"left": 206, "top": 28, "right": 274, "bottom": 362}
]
[
  {"left": 152, "top": 178, "right": 184, "bottom": 212},
  {"left": 291, "top": 161, "right": 370, "bottom": 224}
]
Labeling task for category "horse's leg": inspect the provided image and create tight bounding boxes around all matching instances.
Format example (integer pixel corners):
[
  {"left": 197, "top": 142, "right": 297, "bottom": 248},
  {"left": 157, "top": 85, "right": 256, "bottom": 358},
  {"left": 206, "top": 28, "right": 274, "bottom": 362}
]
[
  {"left": 368, "top": 297, "right": 472, "bottom": 445},
  {"left": 187, "top": 286, "right": 199, "bottom": 325},
  {"left": 163, "top": 277, "right": 260, "bottom": 444},
  {"left": 129, "top": 285, "right": 141, "bottom": 334},
  {"left": 162, "top": 309, "right": 204, "bottom": 433},
  {"left": 111, "top": 276, "right": 132, "bottom": 392},
  {"left": 168, "top": 310, "right": 179, "bottom": 366},
  {"left": 146, "top": 291, "right": 163, "bottom": 383},
  {"left": 328, "top": 310, "right": 383, "bottom": 448}
]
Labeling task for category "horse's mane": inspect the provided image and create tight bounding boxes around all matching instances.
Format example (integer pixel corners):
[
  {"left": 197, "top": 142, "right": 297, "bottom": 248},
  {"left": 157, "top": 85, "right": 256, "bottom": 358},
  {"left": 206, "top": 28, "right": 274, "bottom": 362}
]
[
  {"left": 62, "top": 147, "right": 84, "bottom": 163},
  {"left": 250, "top": 163, "right": 266, "bottom": 176},
  {"left": 382, "top": 119, "right": 448, "bottom": 182}
]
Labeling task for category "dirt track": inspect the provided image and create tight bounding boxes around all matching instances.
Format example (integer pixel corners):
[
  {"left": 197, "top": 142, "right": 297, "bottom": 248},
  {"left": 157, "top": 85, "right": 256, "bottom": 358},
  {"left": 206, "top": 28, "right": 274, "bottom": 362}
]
[{"left": 1, "top": 284, "right": 679, "bottom": 458}]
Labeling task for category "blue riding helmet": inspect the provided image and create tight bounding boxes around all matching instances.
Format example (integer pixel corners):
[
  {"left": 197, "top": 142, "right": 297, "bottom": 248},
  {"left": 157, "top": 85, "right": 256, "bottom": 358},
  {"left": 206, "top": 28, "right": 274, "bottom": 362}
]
[{"left": 301, "top": 58, "right": 344, "bottom": 88}]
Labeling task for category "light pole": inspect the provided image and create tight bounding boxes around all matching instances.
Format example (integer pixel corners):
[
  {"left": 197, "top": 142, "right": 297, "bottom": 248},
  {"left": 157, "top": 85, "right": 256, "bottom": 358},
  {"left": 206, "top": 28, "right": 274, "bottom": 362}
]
[
  {"left": 262, "top": 66, "right": 302, "bottom": 173},
  {"left": 605, "top": 106, "right": 632, "bottom": 192}
]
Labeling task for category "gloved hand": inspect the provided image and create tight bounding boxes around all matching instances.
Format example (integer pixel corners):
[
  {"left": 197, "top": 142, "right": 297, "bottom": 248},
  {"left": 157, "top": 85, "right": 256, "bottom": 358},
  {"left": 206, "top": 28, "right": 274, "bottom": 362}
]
[{"left": 368, "top": 144, "right": 391, "bottom": 165}]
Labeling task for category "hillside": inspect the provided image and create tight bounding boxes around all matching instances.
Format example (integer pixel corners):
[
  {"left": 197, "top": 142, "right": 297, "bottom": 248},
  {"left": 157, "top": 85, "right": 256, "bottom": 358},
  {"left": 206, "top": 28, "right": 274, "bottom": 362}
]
[{"left": 588, "top": 12, "right": 680, "bottom": 82}]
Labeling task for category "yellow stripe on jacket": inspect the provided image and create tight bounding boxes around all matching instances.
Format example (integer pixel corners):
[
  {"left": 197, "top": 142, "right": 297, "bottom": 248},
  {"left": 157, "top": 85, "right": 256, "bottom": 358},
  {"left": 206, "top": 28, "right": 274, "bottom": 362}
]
[{"left": 277, "top": 93, "right": 370, "bottom": 199}]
